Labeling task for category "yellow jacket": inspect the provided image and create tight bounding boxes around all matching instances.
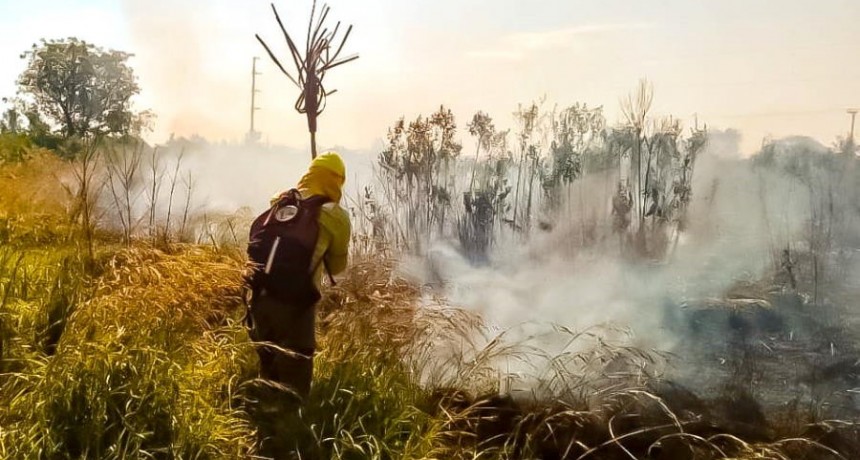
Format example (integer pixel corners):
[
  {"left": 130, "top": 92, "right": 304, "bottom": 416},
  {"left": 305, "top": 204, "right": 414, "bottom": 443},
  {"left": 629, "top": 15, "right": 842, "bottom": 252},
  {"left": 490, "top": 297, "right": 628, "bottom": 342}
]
[{"left": 271, "top": 152, "right": 351, "bottom": 288}]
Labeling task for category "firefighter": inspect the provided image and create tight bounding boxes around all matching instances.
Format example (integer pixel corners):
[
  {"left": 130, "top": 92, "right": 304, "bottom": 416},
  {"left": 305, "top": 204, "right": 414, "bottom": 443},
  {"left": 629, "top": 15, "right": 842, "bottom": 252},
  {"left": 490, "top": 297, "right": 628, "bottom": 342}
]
[{"left": 247, "top": 151, "right": 351, "bottom": 402}]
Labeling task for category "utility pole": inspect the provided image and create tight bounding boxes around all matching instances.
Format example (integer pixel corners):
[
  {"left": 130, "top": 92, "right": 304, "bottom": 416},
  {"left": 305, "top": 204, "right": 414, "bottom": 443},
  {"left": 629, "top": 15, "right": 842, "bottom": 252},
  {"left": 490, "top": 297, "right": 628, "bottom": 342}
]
[
  {"left": 848, "top": 108, "right": 858, "bottom": 143},
  {"left": 247, "top": 57, "right": 261, "bottom": 144}
]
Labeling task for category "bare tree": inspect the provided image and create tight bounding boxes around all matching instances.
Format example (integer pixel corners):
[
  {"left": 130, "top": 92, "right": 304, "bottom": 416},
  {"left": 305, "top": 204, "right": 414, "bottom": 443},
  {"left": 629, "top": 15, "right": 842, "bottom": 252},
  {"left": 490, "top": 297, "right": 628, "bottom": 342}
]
[
  {"left": 162, "top": 148, "right": 185, "bottom": 243},
  {"left": 179, "top": 170, "right": 195, "bottom": 242},
  {"left": 64, "top": 136, "right": 104, "bottom": 262},
  {"left": 256, "top": 1, "right": 358, "bottom": 159},
  {"left": 147, "top": 147, "right": 164, "bottom": 238},
  {"left": 105, "top": 140, "right": 144, "bottom": 243},
  {"left": 620, "top": 79, "right": 654, "bottom": 226}
]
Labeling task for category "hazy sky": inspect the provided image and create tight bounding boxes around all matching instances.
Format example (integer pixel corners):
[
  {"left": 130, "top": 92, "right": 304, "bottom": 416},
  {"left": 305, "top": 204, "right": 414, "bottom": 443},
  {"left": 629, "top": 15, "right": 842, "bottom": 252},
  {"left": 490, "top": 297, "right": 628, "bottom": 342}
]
[{"left": 0, "top": 0, "right": 858, "bottom": 154}]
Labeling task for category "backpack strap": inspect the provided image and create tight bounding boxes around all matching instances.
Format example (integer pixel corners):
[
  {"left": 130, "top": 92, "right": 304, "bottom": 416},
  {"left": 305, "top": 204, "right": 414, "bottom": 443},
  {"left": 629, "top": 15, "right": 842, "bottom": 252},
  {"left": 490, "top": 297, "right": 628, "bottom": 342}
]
[
  {"left": 300, "top": 194, "right": 329, "bottom": 208},
  {"left": 324, "top": 258, "right": 337, "bottom": 286},
  {"left": 264, "top": 188, "right": 302, "bottom": 226},
  {"left": 302, "top": 195, "right": 338, "bottom": 286}
]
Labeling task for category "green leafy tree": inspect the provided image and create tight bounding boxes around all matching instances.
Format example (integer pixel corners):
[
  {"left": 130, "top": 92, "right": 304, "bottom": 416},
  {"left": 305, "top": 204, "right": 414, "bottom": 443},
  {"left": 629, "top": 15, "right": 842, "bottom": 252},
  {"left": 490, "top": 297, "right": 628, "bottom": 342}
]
[
  {"left": 541, "top": 103, "right": 605, "bottom": 210},
  {"left": 468, "top": 111, "right": 495, "bottom": 191},
  {"left": 17, "top": 38, "right": 141, "bottom": 140},
  {"left": 0, "top": 101, "right": 31, "bottom": 163}
]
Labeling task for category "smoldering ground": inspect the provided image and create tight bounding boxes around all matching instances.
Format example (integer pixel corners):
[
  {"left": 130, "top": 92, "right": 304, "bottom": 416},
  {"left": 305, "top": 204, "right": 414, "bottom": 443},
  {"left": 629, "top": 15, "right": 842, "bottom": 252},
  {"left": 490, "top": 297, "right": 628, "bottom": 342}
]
[{"left": 399, "top": 133, "right": 860, "bottom": 412}]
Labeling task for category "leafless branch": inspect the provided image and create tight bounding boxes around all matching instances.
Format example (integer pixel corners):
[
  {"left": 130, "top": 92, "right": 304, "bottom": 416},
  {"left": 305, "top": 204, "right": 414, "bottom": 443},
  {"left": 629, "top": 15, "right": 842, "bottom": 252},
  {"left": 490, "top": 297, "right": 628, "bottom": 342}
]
[{"left": 257, "top": 1, "right": 359, "bottom": 158}]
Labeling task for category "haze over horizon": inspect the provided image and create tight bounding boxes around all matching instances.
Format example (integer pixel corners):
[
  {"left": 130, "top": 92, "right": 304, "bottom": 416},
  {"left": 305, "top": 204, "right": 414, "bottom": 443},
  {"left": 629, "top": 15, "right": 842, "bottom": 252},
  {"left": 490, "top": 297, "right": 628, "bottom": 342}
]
[{"left": 0, "top": 0, "right": 858, "bottom": 155}]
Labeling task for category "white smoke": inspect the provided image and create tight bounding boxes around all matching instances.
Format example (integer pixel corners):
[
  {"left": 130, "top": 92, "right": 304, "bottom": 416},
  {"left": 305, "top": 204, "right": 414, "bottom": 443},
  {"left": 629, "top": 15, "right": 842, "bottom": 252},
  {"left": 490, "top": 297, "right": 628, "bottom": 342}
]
[
  {"left": 395, "top": 133, "right": 855, "bottom": 394},
  {"left": 156, "top": 143, "right": 374, "bottom": 215}
]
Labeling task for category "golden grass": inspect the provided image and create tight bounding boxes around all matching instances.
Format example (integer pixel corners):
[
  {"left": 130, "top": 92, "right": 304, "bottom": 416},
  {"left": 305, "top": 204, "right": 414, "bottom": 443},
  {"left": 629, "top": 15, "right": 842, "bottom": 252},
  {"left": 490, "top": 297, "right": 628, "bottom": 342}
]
[
  {"left": 64, "top": 245, "right": 244, "bottom": 346},
  {"left": 0, "top": 151, "right": 74, "bottom": 245}
]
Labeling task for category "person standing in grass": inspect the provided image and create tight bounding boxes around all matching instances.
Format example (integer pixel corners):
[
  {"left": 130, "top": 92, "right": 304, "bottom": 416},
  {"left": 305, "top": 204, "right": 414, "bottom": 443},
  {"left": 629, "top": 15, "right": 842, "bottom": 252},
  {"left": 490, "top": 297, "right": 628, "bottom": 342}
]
[{"left": 245, "top": 151, "right": 351, "bottom": 403}]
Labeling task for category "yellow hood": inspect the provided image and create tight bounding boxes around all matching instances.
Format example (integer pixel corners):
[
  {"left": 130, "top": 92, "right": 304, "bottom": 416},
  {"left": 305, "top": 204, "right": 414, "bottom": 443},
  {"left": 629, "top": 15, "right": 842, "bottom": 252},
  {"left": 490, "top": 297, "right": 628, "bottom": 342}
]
[{"left": 297, "top": 151, "right": 346, "bottom": 203}]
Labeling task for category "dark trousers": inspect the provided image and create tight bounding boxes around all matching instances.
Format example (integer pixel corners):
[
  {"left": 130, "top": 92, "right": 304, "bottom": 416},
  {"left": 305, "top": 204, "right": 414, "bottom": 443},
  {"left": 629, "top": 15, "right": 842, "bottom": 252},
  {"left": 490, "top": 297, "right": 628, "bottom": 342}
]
[{"left": 249, "top": 293, "right": 316, "bottom": 401}]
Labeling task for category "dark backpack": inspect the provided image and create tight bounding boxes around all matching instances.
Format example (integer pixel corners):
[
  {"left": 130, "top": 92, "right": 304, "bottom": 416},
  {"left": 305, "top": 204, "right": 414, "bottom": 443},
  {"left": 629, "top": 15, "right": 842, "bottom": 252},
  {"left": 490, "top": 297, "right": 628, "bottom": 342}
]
[{"left": 246, "top": 189, "right": 329, "bottom": 306}]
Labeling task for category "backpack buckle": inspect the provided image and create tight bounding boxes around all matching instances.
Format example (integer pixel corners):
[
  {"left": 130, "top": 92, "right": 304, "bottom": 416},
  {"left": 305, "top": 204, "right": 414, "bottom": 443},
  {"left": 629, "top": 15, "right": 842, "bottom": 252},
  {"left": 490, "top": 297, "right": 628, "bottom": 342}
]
[{"left": 274, "top": 205, "right": 299, "bottom": 222}]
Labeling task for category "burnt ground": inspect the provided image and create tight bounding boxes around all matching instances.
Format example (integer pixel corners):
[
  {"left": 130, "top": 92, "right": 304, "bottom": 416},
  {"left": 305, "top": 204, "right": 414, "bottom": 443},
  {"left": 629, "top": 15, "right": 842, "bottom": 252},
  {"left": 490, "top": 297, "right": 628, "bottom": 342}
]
[
  {"left": 424, "top": 287, "right": 860, "bottom": 459},
  {"left": 662, "top": 285, "right": 860, "bottom": 427}
]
